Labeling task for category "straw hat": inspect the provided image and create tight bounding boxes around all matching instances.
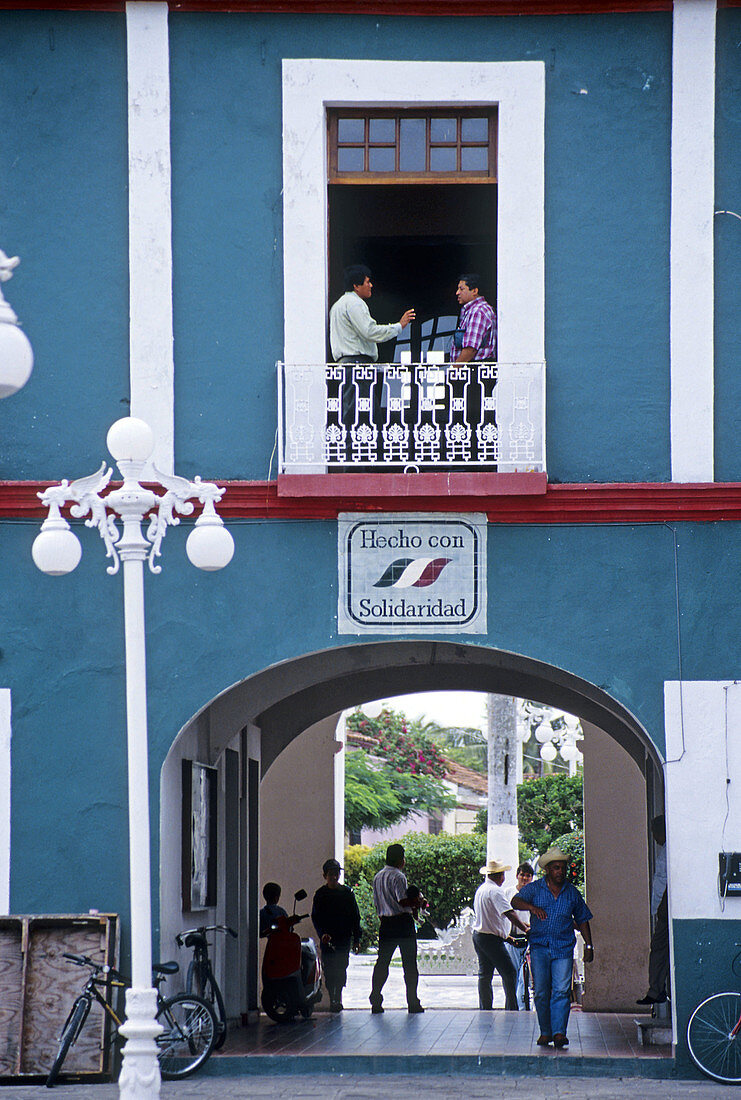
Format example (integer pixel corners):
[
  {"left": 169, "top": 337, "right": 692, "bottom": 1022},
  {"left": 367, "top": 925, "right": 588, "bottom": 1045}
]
[
  {"left": 479, "top": 858, "right": 512, "bottom": 876},
  {"left": 538, "top": 846, "right": 569, "bottom": 870}
]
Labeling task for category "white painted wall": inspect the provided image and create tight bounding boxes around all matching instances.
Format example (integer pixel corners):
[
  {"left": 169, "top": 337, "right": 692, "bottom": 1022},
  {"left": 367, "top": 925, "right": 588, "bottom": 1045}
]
[
  {"left": 282, "top": 59, "right": 545, "bottom": 368},
  {"left": 664, "top": 680, "right": 741, "bottom": 920},
  {"left": 0, "top": 691, "right": 10, "bottom": 915},
  {"left": 126, "top": 1, "right": 174, "bottom": 473},
  {"left": 670, "top": 0, "right": 716, "bottom": 483}
]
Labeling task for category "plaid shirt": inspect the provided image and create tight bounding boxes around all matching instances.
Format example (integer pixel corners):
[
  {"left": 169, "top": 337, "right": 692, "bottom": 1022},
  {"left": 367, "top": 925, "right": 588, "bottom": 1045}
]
[
  {"left": 451, "top": 296, "right": 497, "bottom": 360},
  {"left": 515, "top": 878, "right": 593, "bottom": 959}
]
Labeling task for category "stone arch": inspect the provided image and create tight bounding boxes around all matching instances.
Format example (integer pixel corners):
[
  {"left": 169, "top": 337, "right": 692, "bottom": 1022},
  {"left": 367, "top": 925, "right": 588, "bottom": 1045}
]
[{"left": 160, "top": 640, "right": 663, "bottom": 1023}]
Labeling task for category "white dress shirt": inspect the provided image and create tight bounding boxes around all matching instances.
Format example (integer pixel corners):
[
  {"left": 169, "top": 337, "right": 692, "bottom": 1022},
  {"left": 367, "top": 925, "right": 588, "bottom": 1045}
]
[
  {"left": 473, "top": 878, "right": 513, "bottom": 938},
  {"left": 329, "top": 291, "right": 402, "bottom": 361}
]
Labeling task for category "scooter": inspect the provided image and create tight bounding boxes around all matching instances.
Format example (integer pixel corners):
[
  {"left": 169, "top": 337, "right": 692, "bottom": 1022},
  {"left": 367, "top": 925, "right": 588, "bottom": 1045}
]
[{"left": 261, "top": 888, "right": 322, "bottom": 1023}]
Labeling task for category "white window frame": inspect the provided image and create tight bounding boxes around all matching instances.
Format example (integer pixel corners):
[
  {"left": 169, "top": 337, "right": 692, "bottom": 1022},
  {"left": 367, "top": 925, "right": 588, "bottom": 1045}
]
[{"left": 282, "top": 59, "right": 545, "bottom": 368}]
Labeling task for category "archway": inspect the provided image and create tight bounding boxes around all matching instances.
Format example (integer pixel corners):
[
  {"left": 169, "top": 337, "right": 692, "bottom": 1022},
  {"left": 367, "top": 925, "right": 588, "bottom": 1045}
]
[{"left": 160, "top": 641, "right": 664, "bottom": 1030}]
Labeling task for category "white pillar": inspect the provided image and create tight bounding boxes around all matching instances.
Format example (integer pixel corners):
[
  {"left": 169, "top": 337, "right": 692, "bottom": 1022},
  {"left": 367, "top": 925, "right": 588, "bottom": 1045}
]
[
  {"left": 487, "top": 695, "right": 519, "bottom": 886},
  {"left": 670, "top": 0, "right": 716, "bottom": 482},
  {"left": 126, "top": 1, "right": 174, "bottom": 474},
  {"left": 118, "top": 556, "right": 161, "bottom": 1098}
]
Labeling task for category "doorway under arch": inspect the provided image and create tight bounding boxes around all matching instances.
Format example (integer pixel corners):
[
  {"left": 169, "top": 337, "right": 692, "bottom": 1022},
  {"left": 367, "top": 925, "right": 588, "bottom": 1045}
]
[{"left": 160, "top": 641, "right": 664, "bottom": 1030}]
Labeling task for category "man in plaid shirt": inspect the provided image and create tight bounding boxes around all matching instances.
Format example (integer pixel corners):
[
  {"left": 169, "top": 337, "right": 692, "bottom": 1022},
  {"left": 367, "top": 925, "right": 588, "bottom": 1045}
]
[{"left": 451, "top": 274, "right": 497, "bottom": 362}]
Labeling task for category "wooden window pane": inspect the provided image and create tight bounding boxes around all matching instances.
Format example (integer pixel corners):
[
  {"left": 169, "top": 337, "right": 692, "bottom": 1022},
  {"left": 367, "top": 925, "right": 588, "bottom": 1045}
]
[
  {"left": 337, "top": 118, "right": 364, "bottom": 143},
  {"left": 369, "top": 118, "right": 395, "bottom": 143},
  {"left": 369, "top": 146, "right": 396, "bottom": 172},
  {"left": 430, "top": 146, "right": 457, "bottom": 171},
  {"left": 399, "top": 118, "right": 426, "bottom": 171},
  {"left": 461, "top": 146, "right": 488, "bottom": 171},
  {"left": 430, "top": 117, "right": 457, "bottom": 143},
  {"left": 338, "top": 147, "right": 365, "bottom": 172},
  {"left": 461, "top": 117, "right": 488, "bottom": 142}
]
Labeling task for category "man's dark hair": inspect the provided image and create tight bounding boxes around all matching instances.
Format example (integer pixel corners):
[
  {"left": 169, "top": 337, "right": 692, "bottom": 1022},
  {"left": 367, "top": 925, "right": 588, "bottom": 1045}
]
[
  {"left": 323, "top": 858, "right": 342, "bottom": 876},
  {"left": 517, "top": 863, "right": 535, "bottom": 877},
  {"left": 386, "top": 843, "right": 405, "bottom": 867},
  {"left": 459, "top": 273, "right": 482, "bottom": 294},
  {"left": 262, "top": 881, "right": 281, "bottom": 904},
  {"left": 344, "top": 264, "right": 371, "bottom": 292}
]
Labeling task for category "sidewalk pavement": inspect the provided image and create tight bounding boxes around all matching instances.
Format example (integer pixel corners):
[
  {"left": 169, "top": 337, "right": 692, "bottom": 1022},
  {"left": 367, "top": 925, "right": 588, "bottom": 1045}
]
[{"left": 0, "top": 1074, "right": 732, "bottom": 1099}]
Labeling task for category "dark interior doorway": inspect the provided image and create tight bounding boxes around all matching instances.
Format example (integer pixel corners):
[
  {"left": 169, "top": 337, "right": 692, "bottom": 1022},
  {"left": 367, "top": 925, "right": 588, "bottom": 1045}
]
[{"left": 328, "top": 184, "right": 497, "bottom": 361}]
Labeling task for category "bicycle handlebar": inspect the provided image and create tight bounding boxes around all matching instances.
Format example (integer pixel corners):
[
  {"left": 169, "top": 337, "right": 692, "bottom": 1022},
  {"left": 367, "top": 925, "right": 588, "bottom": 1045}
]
[
  {"left": 61, "top": 953, "right": 129, "bottom": 985},
  {"left": 175, "top": 924, "right": 237, "bottom": 945}
]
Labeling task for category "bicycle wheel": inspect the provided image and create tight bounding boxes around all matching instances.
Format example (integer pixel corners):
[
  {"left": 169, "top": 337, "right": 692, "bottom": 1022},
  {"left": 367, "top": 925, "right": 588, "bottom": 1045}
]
[
  {"left": 522, "top": 957, "right": 531, "bottom": 1012},
  {"left": 46, "top": 997, "right": 91, "bottom": 1088},
  {"left": 687, "top": 991, "right": 741, "bottom": 1084},
  {"left": 156, "top": 994, "right": 216, "bottom": 1080},
  {"left": 187, "top": 961, "right": 228, "bottom": 1049}
]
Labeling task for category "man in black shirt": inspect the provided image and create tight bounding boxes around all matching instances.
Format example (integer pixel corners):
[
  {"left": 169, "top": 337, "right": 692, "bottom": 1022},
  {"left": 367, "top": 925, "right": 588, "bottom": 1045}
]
[{"left": 311, "top": 858, "right": 361, "bottom": 1012}]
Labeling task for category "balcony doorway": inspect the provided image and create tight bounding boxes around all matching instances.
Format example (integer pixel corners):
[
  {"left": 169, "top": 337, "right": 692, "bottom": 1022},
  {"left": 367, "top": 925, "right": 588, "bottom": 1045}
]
[{"left": 328, "top": 184, "right": 497, "bottom": 362}]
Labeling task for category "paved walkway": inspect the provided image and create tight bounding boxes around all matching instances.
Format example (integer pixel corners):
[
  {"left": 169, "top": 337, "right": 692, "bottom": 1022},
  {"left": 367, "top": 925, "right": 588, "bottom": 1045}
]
[{"left": 0, "top": 1074, "right": 731, "bottom": 1098}]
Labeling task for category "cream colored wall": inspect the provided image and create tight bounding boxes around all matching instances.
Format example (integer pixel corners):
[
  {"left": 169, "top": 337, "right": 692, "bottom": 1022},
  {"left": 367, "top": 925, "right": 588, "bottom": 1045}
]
[
  {"left": 581, "top": 719, "right": 650, "bottom": 1011},
  {"left": 259, "top": 713, "right": 341, "bottom": 1009}
]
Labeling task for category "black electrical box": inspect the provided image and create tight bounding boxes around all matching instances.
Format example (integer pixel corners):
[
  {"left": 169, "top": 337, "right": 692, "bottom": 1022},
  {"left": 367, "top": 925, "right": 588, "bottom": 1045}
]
[{"left": 719, "top": 853, "right": 741, "bottom": 897}]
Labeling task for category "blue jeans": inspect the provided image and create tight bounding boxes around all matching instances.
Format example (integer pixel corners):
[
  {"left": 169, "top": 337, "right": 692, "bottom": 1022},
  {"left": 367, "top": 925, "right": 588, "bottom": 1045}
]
[
  {"left": 529, "top": 947, "right": 573, "bottom": 1037},
  {"left": 505, "top": 941, "right": 528, "bottom": 1010}
]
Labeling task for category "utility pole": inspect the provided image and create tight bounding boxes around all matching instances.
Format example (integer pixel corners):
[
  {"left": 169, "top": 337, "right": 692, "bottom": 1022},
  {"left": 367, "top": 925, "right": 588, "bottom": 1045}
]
[{"left": 486, "top": 694, "right": 519, "bottom": 886}]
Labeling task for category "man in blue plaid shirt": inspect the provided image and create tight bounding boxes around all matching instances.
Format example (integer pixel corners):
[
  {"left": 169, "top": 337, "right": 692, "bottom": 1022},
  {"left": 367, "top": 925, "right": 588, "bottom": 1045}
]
[{"left": 512, "top": 846, "right": 594, "bottom": 1049}]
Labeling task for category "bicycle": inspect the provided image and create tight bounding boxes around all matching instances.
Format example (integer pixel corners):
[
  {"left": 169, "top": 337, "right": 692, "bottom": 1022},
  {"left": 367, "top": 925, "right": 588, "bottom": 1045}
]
[
  {"left": 45, "top": 952, "right": 217, "bottom": 1087},
  {"left": 687, "top": 991, "right": 741, "bottom": 1084},
  {"left": 176, "top": 923, "right": 236, "bottom": 1050}
]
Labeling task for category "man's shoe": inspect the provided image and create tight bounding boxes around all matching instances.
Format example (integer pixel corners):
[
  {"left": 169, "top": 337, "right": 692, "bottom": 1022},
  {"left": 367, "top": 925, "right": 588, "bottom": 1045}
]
[
  {"left": 370, "top": 1004, "right": 384, "bottom": 1014},
  {"left": 536, "top": 1035, "right": 552, "bottom": 1046},
  {"left": 408, "top": 1003, "right": 425, "bottom": 1014},
  {"left": 553, "top": 1033, "right": 569, "bottom": 1048},
  {"left": 330, "top": 1001, "right": 343, "bottom": 1012},
  {"left": 637, "top": 993, "right": 667, "bottom": 1006}
]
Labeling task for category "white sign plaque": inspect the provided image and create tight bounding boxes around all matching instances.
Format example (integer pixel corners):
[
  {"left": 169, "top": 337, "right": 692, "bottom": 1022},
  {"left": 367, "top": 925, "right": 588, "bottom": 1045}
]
[{"left": 338, "top": 513, "right": 487, "bottom": 635}]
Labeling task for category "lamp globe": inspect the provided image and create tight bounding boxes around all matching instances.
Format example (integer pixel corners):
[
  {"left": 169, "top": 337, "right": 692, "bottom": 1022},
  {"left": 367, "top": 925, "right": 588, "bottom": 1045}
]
[
  {"left": 106, "top": 417, "right": 154, "bottom": 463},
  {"left": 32, "top": 525, "right": 82, "bottom": 576},
  {"left": 0, "top": 322, "right": 33, "bottom": 399},
  {"left": 539, "top": 741, "right": 557, "bottom": 763},
  {"left": 186, "top": 513, "right": 235, "bottom": 571}
]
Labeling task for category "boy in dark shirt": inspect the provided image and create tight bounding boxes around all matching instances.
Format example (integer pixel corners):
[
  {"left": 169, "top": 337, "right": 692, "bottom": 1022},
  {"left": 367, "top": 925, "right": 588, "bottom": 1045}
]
[
  {"left": 311, "top": 858, "right": 361, "bottom": 1012},
  {"left": 259, "top": 881, "right": 288, "bottom": 938}
]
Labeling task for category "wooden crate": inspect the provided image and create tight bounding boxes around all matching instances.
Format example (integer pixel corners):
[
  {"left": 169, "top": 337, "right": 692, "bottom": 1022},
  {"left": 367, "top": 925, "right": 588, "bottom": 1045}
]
[{"left": 0, "top": 914, "right": 119, "bottom": 1080}]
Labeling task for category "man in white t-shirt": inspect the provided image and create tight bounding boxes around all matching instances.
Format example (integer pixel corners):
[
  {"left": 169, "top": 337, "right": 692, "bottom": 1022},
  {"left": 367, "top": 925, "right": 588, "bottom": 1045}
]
[
  {"left": 505, "top": 862, "right": 535, "bottom": 1009},
  {"left": 473, "top": 858, "right": 529, "bottom": 1011}
]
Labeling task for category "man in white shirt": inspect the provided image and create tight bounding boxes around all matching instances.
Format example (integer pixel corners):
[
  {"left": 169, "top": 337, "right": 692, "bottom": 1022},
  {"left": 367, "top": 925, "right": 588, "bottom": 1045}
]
[
  {"left": 370, "top": 843, "right": 424, "bottom": 1015},
  {"left": 637, "top": 814, "right": 669, "bottom": 1005},
  {"left": 473, "top": 858, "right": 529, "bottom": 1011},
  {"left": 329, "top": 265, "right": 415, "bottom": 364}
]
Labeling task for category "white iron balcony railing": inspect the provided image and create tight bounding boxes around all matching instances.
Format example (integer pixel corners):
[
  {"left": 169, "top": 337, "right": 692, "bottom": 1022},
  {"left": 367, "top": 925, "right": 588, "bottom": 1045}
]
[{"left": 278, "top": 357, "right": 545, "bottom": 474}]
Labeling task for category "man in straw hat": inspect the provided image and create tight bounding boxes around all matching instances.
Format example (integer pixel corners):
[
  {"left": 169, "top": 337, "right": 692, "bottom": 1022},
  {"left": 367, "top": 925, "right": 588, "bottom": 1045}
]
[
  {"left": 512, "top": 846, "right": 594, "bottom": 1049},
  {"left": 473, "top": 858, "right": 530, "bottom": 1011}
]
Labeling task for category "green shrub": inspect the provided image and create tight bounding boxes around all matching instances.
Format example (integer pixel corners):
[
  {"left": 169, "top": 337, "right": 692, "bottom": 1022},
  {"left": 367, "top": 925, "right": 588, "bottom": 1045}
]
[
  {"left": 344, "top": 844, "right": 371, "bottom": 888},
  {"left": 361, "top": 831, "right": 487, "bottom": 929},
  {"left": 353, "top": 875, "right": 379, "bottom": 951}
]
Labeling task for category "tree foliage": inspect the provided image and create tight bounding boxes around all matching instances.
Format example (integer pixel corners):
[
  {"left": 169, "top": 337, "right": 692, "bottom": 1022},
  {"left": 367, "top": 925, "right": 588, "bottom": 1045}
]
[
  {"left": 344, "top": 708, "right": 456, "bottom": 832},
  {"left": 361, "top": 831, "right": 487, "bottom": 929},
  {"left": 516, "top": 774, "right": 583, "bottom": 854}
]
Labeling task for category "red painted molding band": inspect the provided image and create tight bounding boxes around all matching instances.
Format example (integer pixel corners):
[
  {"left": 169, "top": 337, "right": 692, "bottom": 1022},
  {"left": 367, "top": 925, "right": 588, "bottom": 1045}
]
[
  {"left": 6, "top": 480, "right": 741, "bottom": 524},
  {"left": 0, "top": 1, "right": 680, "bottom": 12}
]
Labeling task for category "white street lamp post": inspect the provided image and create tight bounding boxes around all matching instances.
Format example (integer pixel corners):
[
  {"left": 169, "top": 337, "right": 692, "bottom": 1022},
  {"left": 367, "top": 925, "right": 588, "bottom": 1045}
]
[
  {"left": 32, "top": 417, "right": 234, "bottom": 1099},
  {"left": 0, "top": 251, "right": 33, "bottom": 399}
]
